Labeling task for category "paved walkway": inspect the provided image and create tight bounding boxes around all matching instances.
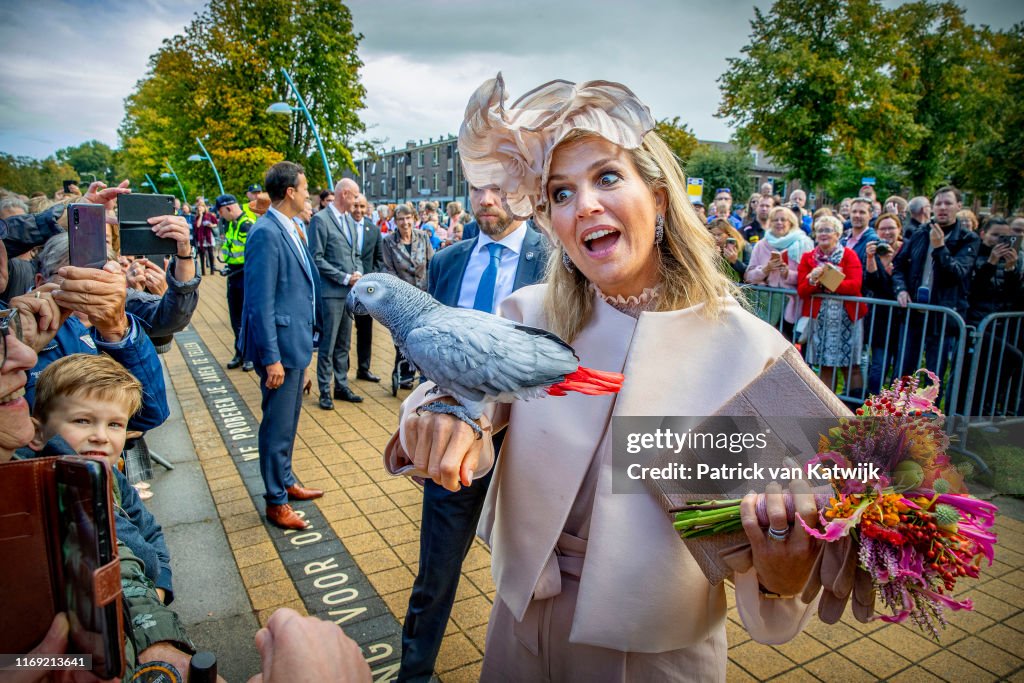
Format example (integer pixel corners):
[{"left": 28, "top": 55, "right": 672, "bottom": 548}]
[{"left": 158, "top": 274, "right": 1024, "bottom": 681}]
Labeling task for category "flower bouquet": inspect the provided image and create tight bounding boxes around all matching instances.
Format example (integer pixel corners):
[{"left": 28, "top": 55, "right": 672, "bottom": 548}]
[{"left": 672, "top": 370, "right": 998, "bottom": 638}]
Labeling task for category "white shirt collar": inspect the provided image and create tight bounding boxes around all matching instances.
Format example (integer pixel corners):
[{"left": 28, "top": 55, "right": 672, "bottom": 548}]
[
  {"left": 476, "top": 222, "right": 528, "bottom": 255},
  {"left": 268, "top": 206, "right": 296, "bottom": 231}
]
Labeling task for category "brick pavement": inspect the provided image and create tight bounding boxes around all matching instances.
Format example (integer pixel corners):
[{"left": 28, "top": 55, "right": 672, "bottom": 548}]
[{"left": 169, "top": 274, "right": 1024, "bottom": 681}]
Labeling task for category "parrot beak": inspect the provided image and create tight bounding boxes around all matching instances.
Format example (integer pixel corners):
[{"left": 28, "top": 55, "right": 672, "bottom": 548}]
[{"left": 345, "top": 290, "right": 366, "bottom": 316}]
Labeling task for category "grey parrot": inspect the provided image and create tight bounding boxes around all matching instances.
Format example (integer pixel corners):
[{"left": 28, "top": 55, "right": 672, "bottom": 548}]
[{"left": 345, "top": 273, "right": 623, "bottom": 435}]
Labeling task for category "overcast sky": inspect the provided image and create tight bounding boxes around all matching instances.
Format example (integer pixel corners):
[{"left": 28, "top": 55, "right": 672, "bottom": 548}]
[{"left": 0, "top": 0, "right": 1021, "bottom": 160}]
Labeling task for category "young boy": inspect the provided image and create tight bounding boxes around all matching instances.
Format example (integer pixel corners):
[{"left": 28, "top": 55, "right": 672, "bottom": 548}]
[{"left": 28, "top": 353, "right": 175, "bottom": 604}]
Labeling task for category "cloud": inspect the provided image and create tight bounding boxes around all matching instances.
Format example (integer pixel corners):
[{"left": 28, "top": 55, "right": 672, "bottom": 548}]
[
  {"left": 0, "top": 0, "right": 203, "bottom": 158},
  {"left": 1, "top": 0, "right": 1020, "bottom": 160}
]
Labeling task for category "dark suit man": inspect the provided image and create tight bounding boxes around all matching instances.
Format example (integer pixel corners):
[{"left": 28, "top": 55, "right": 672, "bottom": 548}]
[
  {"left": 308, "top": 178, "right": 366, "bottom": 407},
  {"left": 240, "top": 161, "right": 324, "bottom": 531},
  {"left": 399, "top": 186, "right": 549, "bottom": 681},
  {"left": 351, "top": 194, "right": 384, "bottom": 382}
]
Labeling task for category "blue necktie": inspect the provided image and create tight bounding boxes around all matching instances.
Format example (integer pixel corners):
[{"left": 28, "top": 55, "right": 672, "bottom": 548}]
[{"left": 473, "top": 242, "right": 505, "bottom": 313}]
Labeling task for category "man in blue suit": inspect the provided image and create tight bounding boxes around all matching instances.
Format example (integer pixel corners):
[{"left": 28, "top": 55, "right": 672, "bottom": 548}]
[
  {"left": 240, "top": 161, "right": 324, "bottom": 530},
  {"left": 399, "top": 185, "right": 549, "bottom": 681}
]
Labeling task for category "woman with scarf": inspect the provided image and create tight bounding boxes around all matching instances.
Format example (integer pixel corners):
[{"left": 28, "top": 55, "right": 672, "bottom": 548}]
[
  {"left": 745, "top": 206, "right": 813, "bottom": 339},
  {"left": 797, "top": 214, "right": 867, "bottom": 392},
  {"left": 383, "top": 76, "right": 832, "bottom": 681}
]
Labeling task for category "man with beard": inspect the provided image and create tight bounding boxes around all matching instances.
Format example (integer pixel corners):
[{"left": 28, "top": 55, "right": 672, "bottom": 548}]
[{"left": 399, "top": 184, "right": 549, "bottom": 681}]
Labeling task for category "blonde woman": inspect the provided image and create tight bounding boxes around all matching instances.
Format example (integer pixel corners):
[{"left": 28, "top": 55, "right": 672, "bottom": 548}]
[
  {"left": 745, "top": 206, "right": 814, "bottom": 337},
  {"left": 384, "top": 76, "right": 829, "bottom": 680}
]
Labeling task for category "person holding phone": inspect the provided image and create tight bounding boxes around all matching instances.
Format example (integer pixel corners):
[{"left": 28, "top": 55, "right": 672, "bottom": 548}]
[{"left": 745, "top": 206, "right": 813, "bottom": 338}]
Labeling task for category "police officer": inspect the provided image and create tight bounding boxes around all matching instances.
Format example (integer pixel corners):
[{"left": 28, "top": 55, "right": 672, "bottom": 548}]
[{"left": 215, "top": 194, "right": 254, "bottom": 371}]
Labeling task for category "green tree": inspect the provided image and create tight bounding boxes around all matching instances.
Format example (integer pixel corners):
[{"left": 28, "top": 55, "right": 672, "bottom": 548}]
[
  {"left": 718, "top": 0, "right": 922, "bottom": 190},
  {"left": 684, "top": 144, "right": 754, "bottom": 207},
  {"left": 119, "top": 0, "right": 365, "bottom": 196},
  {"left": 654, "top": 117, "right": 699, "bottom": 165},
  {"left": 0, "top": 154, "right": 78, "bottom": 195},
  {"left": 888, "top": 2, "right": 993, "bottom": 193},
  {"left": 55, "top": 140, "right": 117, "bottom": 185},
  {"left": 953, "top": 24, "right": 1024, "bottom": 211},
  {"left": 824, "top": 153, "right": 907, "bottom": 203}
]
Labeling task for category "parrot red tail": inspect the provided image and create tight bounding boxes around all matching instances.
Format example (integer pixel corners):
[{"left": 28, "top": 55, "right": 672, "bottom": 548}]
[{"left": 546, "top": 366, "right": 625, "bottom": 396}]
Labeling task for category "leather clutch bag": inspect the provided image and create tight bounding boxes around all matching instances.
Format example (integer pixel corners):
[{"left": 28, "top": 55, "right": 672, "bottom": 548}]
[{"left": 642, "top": 346, "right": 852, "bottom": 585}]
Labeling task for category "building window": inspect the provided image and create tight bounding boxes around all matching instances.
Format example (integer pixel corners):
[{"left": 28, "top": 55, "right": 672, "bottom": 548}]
[
  {"left": 418, "top": 151, "right": 424, "bottom": 168},
  {"left": 381, "top": 178, "right": 387, "bottom": 196},
  {"left": 391, "top": 177, "right": 396, "bottom": 192},
  {"left": 432, "top": 148, "right": 439, "bottom": 166},
  {"left": 433, "top": 173, "right": 439, "bottom": 191},
  {"left": 382, "top": 157, "right": 388, "bottom": 174}
]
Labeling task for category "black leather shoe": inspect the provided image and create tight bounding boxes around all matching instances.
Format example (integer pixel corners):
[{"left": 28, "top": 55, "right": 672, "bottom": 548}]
[
  {"left": 357, "top": 370, "right": 381, "bottom": 383},
  {"left": 319, "top": 395, "right": 334, "bottom": 410},
  {"left": 227, "top": 355, "right": 242, "bottom": 370},
  {"left": 242, "top": 361, "right": 254, "bottom": 372},
  {"left": 333, "top": 385, "right": 363, "bottom": 403}
]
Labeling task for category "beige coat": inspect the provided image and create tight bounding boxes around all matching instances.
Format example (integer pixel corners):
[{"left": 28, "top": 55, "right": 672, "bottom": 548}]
[{"left": 386, "top": 284, "right": 814, "bottom": 656}]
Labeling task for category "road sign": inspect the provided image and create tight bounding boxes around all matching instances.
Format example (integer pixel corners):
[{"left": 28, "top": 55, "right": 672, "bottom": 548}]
[
  {"left": 861, "top": 177, "right": 876, "bottom": 186},
  {"left": 686, "top": 177, "right": 704, "bottom": 201}
]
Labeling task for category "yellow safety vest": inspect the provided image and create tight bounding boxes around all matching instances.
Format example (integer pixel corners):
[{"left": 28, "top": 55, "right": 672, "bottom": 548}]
[{"left": 222, "top": 215, "right": 253, "bottom": 265}]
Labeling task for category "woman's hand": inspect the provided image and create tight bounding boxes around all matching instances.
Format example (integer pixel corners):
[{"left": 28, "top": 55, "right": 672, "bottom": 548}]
[
  {"left": 403, "top": 396, "right": 489, "bottom": 491},
  {"left": 740, "top": 477, "right": 821, "bottom": 596}
]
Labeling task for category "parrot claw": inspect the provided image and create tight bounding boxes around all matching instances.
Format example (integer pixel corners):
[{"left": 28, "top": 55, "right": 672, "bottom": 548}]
[{"left": 416, "top": 401, "right": 484, "bottom": 439}]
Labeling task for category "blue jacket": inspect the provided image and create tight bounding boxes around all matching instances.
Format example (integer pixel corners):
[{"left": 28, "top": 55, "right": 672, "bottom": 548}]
[
  {"left": 841, "top": 226, "right": 879, "bottom": 270},
  {"left": 240, "top": 211, "right": 321, "bottom": 369},
  {"left": 427, "top": 226, "right": 549, "bottom": 306},
  {"left": 27, "top": 315, "right": 170, "bottom": 432},
  {"left": 125, "top": 264, "right": 201, "bottom": 342},
  {"left": 16, "top": 435, "right": 174, "bottom": 603}
]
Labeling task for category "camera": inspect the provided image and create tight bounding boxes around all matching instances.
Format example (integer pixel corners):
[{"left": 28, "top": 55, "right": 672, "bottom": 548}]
[
  {"left": 999, "top": 235, "right": 1019, "bottom": 249},
  {"left": 876, "top": 240, "right": 892, "bottom": 256}
]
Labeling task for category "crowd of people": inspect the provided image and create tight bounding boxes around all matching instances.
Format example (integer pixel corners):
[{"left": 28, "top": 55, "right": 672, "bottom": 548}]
[
  {"left": 1, "top": 69, "right": 1021, "bottom": 682},
  {"left": 706, "top": 183, "right": 1023, "bottom": 410}
]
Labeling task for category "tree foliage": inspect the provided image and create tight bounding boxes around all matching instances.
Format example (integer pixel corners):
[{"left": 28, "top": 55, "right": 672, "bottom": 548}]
[
  {"left": 119, "top": 0, "right": 365, "bottom": 197},
  {"left": 0, "top": 154, "right": 77, "bottom": 195},
  {"left": 718, "top": 0, "right": 920, "bottom": 190},
  {"left": 717, "top": 0, "right": 1023, "bottom": 205},
  {"left": 654, "top": 117, "right": 699, "bottom": 165},
  {"left": 888, "top": 2, "right": 992, "bottom": 193},
  {"left": 55, "top": 140, "right": 118, "bottom": 185},
  {"left": 683, "top": 144, "right": 755, "bottom": 207}
]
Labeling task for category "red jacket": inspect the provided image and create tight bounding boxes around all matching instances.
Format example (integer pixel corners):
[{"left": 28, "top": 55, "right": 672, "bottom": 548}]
[{"left": 796, "top": 248, "right": 867, "bottom": 321}]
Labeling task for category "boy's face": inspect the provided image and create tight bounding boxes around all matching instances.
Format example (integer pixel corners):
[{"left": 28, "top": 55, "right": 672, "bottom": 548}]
[{"left": 36, "top": 393, "right": 130, "bottom": 466}]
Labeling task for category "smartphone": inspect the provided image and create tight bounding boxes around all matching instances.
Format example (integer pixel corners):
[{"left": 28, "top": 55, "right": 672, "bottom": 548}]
[
  {"left": 68, "top": 203, "right": 109, "bottom": 269},
  {"left": 1000, "top": 235, "right": 1019, "bottom": 250},
  {"left": 56, "top": 457, "right": 124, "bottom": 679},
  {"left": 117, "top": 194, "right": 177, "bottom": 256}
]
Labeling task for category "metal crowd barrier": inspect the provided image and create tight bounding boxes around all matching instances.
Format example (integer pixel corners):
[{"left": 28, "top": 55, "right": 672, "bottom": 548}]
[
  {"left": 955, "top": 312, "right": 1024, "bottom": 462},
  {"left": 738, "top": 285, "right": 989, "bottom": 469}
]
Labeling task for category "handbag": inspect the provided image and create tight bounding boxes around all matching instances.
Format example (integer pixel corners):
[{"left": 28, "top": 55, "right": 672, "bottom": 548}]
[{"left": 642, "top": 347, "right": 852, "bottom": 585}]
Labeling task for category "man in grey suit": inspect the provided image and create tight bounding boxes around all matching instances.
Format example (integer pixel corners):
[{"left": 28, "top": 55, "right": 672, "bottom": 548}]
[
  {"left": 350, "top": 193, "right": 383, "bottom": 382},
  {"left": 308, "top": 178, "right": 366, "bottom": 408}
]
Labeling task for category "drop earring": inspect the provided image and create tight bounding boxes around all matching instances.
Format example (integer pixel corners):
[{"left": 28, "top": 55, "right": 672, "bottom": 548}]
[
  {"left": 654, "top": 214, "right": 665, "bottom": 245},
  {"left": 562, "top": 251, "right": 575, "bottom": 273}
]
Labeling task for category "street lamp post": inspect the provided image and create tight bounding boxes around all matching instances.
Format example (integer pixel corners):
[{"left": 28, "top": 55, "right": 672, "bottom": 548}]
[
  {"left": 79, "top": 172, "right": 98, "bottom": 184},
  {"left": 268, "top": 67, "right": 333, "bottom": 189},
  {"left": 143, "top": 173, "right": 159, "bottom": 194},
  {"left": 188, "top": 137, "right": 225, "bottom": 196},
  {"left": 162, "top": 159, "right": 187, "bottom": 204}
]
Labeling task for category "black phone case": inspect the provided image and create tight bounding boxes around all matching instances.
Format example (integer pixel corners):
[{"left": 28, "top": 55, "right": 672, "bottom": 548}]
[
  {"left": 117, "top": 194, "right": 178, "bottom": 256},
  {"left": 56, "top": 457, "right": 125, "bottom": 679}
]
